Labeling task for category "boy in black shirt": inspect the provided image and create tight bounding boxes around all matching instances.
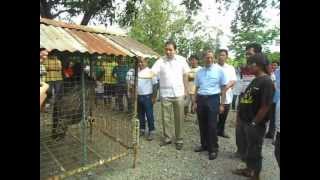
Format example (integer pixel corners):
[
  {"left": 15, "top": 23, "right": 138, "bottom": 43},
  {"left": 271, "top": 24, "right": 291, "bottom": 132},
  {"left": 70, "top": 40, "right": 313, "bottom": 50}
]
[{"left": 232, "top": 53, "right": 274, "bottom": 180}]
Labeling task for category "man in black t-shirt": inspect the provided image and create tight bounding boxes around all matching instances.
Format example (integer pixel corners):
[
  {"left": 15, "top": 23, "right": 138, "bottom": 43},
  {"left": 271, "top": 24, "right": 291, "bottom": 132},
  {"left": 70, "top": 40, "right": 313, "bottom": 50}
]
[{"left": 232, "top": 53, "right": 274, "bottom": 180}]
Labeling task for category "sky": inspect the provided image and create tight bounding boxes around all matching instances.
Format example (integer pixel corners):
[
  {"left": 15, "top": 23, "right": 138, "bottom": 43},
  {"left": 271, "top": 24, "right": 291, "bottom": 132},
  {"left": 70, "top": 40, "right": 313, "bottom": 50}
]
[{"left": 57, "top": 0, "right": 280, "bottom": 55}]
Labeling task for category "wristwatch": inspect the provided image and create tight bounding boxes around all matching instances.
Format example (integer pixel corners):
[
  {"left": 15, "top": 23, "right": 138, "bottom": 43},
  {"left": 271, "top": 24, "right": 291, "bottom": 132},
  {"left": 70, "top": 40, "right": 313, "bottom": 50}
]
[{"left": 251, "top": 122, "right": 257, "bottom": 127}]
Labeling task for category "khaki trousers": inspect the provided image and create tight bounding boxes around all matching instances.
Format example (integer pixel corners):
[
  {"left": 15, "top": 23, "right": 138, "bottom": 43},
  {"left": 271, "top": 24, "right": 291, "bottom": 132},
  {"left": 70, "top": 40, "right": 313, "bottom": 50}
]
[{"left": 161, "top": 96, "right": 184, "bottom": 144}]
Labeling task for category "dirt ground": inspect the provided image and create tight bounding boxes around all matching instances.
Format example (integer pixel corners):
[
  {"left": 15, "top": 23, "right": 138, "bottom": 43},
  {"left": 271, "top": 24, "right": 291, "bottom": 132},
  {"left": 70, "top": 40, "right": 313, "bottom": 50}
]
[{"left": 65, "top": 102, "right": 280, "bottom": 180}]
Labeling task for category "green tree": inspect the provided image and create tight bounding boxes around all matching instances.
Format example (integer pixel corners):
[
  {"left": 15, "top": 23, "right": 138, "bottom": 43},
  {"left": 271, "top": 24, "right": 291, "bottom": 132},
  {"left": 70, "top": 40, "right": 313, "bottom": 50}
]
[
  {"left": 128, "top": 0, "right": 190, "bottom": 55},
  {"left": 229, "top": 27, "right": 279, "bottom": 59},
  {"left": 40, "top": 0, "right": 142, "bottom": 25},
  {"left": 266, "top": 51, "right": 280, "bottom": 63}
]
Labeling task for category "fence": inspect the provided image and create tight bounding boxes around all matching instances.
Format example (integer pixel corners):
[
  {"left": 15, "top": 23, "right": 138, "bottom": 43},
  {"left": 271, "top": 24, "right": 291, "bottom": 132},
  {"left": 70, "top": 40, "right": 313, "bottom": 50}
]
[{"left": 40, "top": 53, "right": 139, "bottom": 179}]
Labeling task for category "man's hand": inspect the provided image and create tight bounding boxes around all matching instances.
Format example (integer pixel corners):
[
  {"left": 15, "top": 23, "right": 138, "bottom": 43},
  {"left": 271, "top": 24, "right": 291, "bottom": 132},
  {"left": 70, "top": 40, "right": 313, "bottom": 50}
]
[
  {"left": 152, "top": 96, "right": 157, "bottom": 104},
  {"left": 192, "top": 103, "right": 197, "bottom": 113},
  {"left": 219, "top": 104, "right": 225, "bottom": 114}
]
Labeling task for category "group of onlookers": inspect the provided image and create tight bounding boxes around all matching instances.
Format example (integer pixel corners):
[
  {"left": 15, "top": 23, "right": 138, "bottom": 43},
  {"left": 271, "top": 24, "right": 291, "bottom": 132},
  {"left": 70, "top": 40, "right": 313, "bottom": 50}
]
[{"left": 40, "top": 40, "right": 280, "bottom": 180}]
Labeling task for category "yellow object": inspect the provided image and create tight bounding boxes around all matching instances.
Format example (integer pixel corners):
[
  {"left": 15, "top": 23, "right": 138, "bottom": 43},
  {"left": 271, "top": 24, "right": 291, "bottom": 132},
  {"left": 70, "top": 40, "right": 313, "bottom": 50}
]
[
  {"left": 188, "top": 67, "right": 201, "bottom": 94},
  {"left": 43, "top": 56, "right": 63, "bottom": 82},
  {"left": 100, "top": 61, "right": 118, "bottom": 84}
]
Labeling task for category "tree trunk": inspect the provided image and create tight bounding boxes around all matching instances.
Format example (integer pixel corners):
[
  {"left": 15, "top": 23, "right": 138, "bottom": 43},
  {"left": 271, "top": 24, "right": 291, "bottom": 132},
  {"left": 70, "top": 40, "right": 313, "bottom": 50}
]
[
  {"left": 40, "top": 0, "right": 53, "bottom": 19},
  {"left": 80, "top": 13, "right": 93, "bottom": 25}
]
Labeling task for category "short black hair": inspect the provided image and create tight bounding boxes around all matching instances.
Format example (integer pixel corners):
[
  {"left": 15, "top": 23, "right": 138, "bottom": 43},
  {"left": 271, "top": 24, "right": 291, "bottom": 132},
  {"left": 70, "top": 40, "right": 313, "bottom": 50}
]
[
  {"left": 218, "top": 49, "right": 228, "bottom": 56},
  {"left": 165, "top": 40, "right": 177, "bottom": 50},
  {"left": 248, "top": 53, "right": 269, "bottom": 73},
  {"left": 204, "top": 49, "right": 214, "bottom": 56},
  {"left": 189, "top": 55, "right": 198, "bottom": 61},
  {"left": 245, "top": 43, "right": 262, "bottom": 53}
]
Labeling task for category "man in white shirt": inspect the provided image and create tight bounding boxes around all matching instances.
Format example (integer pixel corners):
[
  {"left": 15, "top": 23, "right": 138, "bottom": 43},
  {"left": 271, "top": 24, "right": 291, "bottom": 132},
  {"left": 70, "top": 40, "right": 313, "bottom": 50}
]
[
  {"left": 184, "top": 55, "right": 201, "bottom": 118},
  {"left": 137, "top": 57, "right": 158, "bottom": 141},
  {"left": 151, "top": 41, "right": 190, "bottom": 150},
  {"left": 217, "top": 49, "right": 237, "bottom": 138}
]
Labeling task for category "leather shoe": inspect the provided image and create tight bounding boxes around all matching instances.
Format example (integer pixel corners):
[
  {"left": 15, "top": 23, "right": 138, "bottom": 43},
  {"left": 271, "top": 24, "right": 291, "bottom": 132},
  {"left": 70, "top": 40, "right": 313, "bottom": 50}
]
[
  {"left": 208, "top": 152, "right": 218, "bottom": 160},
  {"left": 218, "top": 132, "right": 230, "bottom": 138},
  {"left": 159, "top": 140, "right": 172, "bottom": 147},
  {"left": 265, "top": 133, "right": 274, "bottom": 139},
  {"left": 194, "top": 146, "right": 207, "bottom": 152},
  {"left": 176, "top": 143, "right": 183, "bottom": 150}
]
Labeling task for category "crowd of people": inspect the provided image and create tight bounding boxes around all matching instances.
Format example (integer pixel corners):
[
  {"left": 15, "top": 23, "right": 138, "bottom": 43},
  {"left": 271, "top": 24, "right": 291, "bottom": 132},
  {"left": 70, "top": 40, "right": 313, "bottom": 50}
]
[
  {"left": 137, "top": 41, "right": 280, "bottom": 180},
  {"left": 40, "top": 40, "right": 280, "bottom": 180}
]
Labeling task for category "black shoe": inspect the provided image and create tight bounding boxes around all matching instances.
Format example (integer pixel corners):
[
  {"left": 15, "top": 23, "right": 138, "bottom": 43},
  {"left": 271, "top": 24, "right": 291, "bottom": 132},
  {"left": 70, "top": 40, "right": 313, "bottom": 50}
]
[
  {"left": 160, "top": 140, "right": 172, "bottom": 147},
  {"left": 139, "top": 130, "right": 145, "bottom": 137},
  {"left": 265, "top": 133, "right": 274, "bottom": 139},
  {"left": 220, "top": 133, "right": 230, "bottom": 138},
  {"left": 176, "top": 143, "right": 183, "bottom": 150},
  {"left": 147, "top": 131, "right": 155, "bottom": 141},
  {"left": 208, "top": 152, "right": 218, "bottom": 160},
  {"left": 194, "top": 146, "right": 207, "bottom": 152}
]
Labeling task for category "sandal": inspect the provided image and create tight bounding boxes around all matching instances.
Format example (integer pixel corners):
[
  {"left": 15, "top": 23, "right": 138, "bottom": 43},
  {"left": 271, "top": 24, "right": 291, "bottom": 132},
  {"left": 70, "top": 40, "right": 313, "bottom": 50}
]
[{"left": 232, "top": 168, "right": 254, "bottom": 177}]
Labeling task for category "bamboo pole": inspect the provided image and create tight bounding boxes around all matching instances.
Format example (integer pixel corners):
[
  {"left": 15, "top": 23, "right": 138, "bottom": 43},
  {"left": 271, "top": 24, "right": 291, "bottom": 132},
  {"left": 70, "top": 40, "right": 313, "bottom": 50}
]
[
  {"left": 132, "top": 56, "right": 139, "bottom": 168},
  {"left": 58, "top": 152, "right": 128, "bottom": 179},
  {"left": 81, "top": 57, "right": 88, "bottom": 165}
]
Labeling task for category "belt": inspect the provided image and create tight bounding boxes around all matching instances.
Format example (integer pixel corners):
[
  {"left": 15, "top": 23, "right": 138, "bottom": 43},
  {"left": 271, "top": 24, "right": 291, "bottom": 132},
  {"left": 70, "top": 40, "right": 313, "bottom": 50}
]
[{"left": 197, "top": 94, "right": 219, "bottom": 98}]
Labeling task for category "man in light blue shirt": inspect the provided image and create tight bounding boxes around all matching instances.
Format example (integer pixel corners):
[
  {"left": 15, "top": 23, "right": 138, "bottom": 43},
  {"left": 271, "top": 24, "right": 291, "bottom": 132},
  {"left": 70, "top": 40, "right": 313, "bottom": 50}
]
[
  {"left": 273, "top": 67, "right": 280, "bottom": 103},
  {"left": 266, "top": 65, "right": 280, "bottom": 139},
  {"left": 192, "top": 50, "right": 228, "bottom": 160}
]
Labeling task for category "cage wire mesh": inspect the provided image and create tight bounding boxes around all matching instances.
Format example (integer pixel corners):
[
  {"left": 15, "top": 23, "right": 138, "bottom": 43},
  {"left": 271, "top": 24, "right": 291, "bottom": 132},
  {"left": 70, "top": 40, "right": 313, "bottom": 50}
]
[{"left": 40, "top": 53, "right": 139, "bottom": 179}]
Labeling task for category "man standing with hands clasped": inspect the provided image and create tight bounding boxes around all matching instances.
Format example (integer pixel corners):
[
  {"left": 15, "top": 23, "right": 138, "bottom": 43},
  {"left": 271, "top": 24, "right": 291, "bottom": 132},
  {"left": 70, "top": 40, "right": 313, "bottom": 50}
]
[
  {"left": 150, "top": 40, "right": 190, "bottom": 150},
  {"left": 192, "top": 50, "right": 228, "bottom": 160}
]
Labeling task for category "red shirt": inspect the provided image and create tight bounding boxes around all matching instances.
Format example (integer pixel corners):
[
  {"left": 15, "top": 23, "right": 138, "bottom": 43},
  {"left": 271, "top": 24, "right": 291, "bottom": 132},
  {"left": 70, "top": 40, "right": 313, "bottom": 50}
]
[{"left": 64, "top": 67, "right": 74, "bottom": 78}]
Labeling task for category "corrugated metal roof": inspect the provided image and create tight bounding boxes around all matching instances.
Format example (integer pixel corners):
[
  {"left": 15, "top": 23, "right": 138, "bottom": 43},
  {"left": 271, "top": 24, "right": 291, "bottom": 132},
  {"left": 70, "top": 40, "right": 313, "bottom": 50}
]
[
  {"left": 40, "top": 18, "right": 126, "bottom": 36},
  {"left": 40, "top": 18, "right": 159, "bottom": 58},
  {"left": 107, "top": 35, "right": 160, "bottom": 59}
]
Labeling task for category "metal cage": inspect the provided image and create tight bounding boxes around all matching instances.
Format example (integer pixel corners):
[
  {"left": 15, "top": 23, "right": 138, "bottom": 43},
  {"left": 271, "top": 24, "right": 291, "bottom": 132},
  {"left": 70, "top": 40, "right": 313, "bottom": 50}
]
[{"left": 40, "top": 53, "right": 139, "bottom": 179}]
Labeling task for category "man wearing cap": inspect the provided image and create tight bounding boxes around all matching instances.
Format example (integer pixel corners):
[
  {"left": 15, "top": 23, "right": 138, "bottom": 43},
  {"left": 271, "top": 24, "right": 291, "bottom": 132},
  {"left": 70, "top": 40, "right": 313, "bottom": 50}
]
[
  {"left": 232, "top": 53, "right": 274, "bottom": 180},
  {"left": 192, "top": 50, "right": 227, "bottom": 160}
]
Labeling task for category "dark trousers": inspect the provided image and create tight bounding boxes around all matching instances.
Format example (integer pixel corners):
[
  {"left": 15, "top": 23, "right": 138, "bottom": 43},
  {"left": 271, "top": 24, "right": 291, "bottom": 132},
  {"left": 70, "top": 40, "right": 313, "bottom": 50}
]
[
  {"left": 267, "top": 103, "right": 276, "bottom": 137},
  {"left": 267, "top": 103, "right": 276, "bottom": 136},
  {"left": 275, "top": 132, "right": 280, "bottom": 168},
  {"left": 115, "top": 84, "right": 127, "bottom": 111},
  {"left": 196, "top": 94, "right": 220, "bottom": 153},
  {"left": 48, "top": 81, "right": 64, "bottom": 136},
  {"left": 137, "top": 94, "right": 155, "bottom": 131},
  {"left": 217, "top": 104, "right": 230, "bottom": 135},
  {"left": 231, "top": 95, "right": 238, "bottom": 110},
  {"left": 104, "top": 83, "right": 116, "bottom": 104},
  {"left": 240, "top": 121, "right": 266, "bottom": 174},
  {"left": 236, "top": 120, "right": 247, "bottom": 158}
]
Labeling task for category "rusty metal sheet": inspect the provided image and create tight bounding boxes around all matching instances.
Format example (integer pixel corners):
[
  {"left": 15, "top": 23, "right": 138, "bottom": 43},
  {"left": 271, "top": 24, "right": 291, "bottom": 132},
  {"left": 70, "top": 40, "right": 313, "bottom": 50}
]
[
  {"left": 40, "top": 18, "right": 158, "bottom": 57},
  {"left": 106, "top": 35, "right": 159, "bottom": 58}
]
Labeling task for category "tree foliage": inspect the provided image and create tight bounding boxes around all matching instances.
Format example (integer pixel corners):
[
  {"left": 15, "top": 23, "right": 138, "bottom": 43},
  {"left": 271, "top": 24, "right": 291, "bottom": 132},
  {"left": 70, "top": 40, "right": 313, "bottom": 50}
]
[
  {"left": 128, "top": 0, "right": 190, "bottom": 55},
  {"left": 128, "top": 0, "right": 222, "bottom": 61},
  {"left": 229, "top": 27, "right": 279, "bottom": 59},
  {"left": 40, "top": 0, "right": 142, "bottom": 25},
  {"left": 227, "top": 0, "right": 280, "bottom": 59}
]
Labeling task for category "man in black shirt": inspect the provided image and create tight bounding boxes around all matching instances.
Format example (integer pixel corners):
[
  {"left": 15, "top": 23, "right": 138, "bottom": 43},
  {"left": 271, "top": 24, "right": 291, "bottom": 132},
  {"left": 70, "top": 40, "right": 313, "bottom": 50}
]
[
  {"left": 232, "top": 53, "right": 274, "bottom": 180},
  {"left": 234, "top": 43, "right": 262, "bottom": 161}
]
